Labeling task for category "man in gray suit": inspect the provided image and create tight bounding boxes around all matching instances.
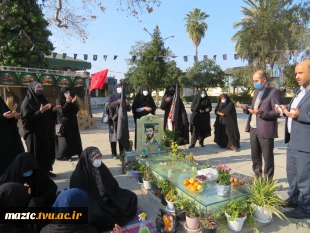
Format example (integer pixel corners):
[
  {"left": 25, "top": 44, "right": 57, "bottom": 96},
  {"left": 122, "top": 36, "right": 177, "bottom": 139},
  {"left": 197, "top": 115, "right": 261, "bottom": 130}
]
[
  {"left": 277, "top": 60, "right": 310, "bottom": 219},
  {"left": 237, "top": 70, "right": 282, "bottom": 180}
]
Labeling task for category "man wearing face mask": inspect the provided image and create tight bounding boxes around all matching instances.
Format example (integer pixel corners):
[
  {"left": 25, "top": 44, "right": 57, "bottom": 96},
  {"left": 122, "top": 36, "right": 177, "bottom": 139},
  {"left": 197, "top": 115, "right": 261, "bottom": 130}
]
[
  {"left": 236, "top": 70, "right": 283, "bottom": 180},
  {"left": 55, "top": 87, "right": 83, "bottom": 161},
  {"left": 132, "top": 86, "right": 156, "bottom": 149},
  {"left": 21, "top": 82, "right": 62, "bottom": 177},
  {"left": 106, "top": 84, "right": 131, "bottom": 159}
]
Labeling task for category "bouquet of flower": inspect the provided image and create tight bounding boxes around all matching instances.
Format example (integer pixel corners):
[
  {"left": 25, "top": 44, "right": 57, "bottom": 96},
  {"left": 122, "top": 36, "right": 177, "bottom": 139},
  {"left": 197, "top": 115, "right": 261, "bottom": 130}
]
[{"left": 216, "top": 162, "right": 231, "bottom": 185}]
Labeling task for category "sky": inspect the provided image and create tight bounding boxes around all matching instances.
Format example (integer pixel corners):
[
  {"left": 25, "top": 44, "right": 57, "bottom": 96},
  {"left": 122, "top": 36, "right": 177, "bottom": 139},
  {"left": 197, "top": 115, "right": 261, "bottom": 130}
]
[{"left": 49, "top": 0, "right": 250, "bottom": 80}]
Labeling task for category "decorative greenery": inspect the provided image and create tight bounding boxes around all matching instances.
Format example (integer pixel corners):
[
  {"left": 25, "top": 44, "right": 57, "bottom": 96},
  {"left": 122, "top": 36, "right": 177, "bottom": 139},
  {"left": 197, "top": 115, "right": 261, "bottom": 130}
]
[
  {"left": 163, "top": 129, "right": 175, "bottom": 147},
  {"left": 199, "top": 160, "right": 211, "bottom": 169},
  {"left": 157, "top": 179, "right": 173, "bottom": 195},
  {"left": 249, "top": 176, "right": 287, "bottom": 220},
  {"left": 143, "top": 167, "right": 152, "bottom": 181},
  {"left": 165, "top": 188, "right": 177, "bottom": 202},
  {"left": 127, "top": 161, "right": 140, "bottom": 171},
  {"left": 186, "top": 152, "right": 196, "bottom": 162},
  {"left": 216, "top": 162, "right": 231, "bottom": 185},
  {"left": 169, "top": 141, "right": 186, "bottom": 160},
  {"left": 123, "top": 160, "right": 134, "bottom": 171},
  {"left": 200, "top": 213, "right": 219, "bottom": 229},
  {"left": 119, "top": 150, "right": 126, "bottom": 164},
  {"left": 174, "top": 196, "right": 191, "bottom": 211},
  {"left": 186, "top": 200, "right": 199, "bottom": 219}
]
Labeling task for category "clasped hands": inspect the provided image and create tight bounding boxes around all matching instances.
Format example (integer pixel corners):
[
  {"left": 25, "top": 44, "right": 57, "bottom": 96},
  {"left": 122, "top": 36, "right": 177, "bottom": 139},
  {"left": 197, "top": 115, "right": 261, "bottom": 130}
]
[
  {"left": 3, "top": 110, "right": 21, "bottom": 119},
  {"left": 275, "top": 105, "right": 300, "bottom": 119}
]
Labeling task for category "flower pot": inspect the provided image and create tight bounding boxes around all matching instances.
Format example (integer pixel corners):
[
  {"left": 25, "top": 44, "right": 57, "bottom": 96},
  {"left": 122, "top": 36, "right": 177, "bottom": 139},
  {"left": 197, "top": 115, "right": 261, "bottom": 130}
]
[
  {"left": 216, "top": 182, "right": 231, "bottom": 197},
  {"left": 151, "top": 183, "right": 158, "bottom": 194},
  {"left": 166, "top": 200, "right": 175, "bottom": 211},
  {"left": 127, "top": 170, "right": 132, "bottom": 177},
  {"left": 225, "top": 212, "right": 247, "bottom": 232},
  {"left": 132, "top": 170, "right": 140, "bottom": 181},
  {"left": 253, "top": 205, "right": 272, "bottom": 223},
  {"left": 160, "top": 193, "right": 167, "bottom": 206},
  {"left": 186, "top": 214, "right": 200, "bottom": 230},
  {"left": 175, "top": 207, "right": 186, "bottom": 221},
  {"left": 138, "top": 174, "right": 143, "bottom": 184},
  {"left": 143, "top": 179, "right": 151, "bottom": 190},
  {"left": 201, "top": 226, "right": 218, "bottom": 233}
]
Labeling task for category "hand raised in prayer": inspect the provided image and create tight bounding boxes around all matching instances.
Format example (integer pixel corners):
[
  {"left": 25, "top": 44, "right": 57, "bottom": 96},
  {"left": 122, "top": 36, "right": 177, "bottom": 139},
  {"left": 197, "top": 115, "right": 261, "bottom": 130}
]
[
  {"left": 40, "top": 104, "right": 52, "bottom": 113},
  {"left": 165, "top": 97, "right": 171, "bottom": 102},
  {"left": 3, "top": 111, "right": 17, "bottom": 119},
  {"left": 53, "top": 105, "right": 62, "bottom": 112},
  {"left": 24, "top": 183, "right": 31, "bottom": 194},
  {"left": 117, "top": 99, "right": 121, "bottom": 104},
  {"left": 66, "top": 96, "right": 73, "bottom": 103},
  {"left": 281, "top": 105, "right": 300, "bottom": 119},
  {"left": 205, "top": 109, "right": 209, "bottom": 112},
  {"left": 14, "top": 113, "right": 21, "bottom": 119},
  {"left": 248, "top": 108, "right": 261, "bottom": 115},
  {"left": 236, "top": 101, "right": 247, "bottom": 110},
  {"left": 72, "top": 95, "right": 77, "bottom": 103},
  {"left": 110, "top": 224, "right": 122, "bottom": 233},
  {"left": 144, "top": 107, "right": 152, "bottom": 112}
]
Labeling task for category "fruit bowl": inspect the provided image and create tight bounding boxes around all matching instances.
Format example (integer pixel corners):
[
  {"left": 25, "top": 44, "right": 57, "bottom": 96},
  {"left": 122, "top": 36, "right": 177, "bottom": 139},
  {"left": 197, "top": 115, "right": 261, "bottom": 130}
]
[
  {"left": 195, "top": 175, "right": 208, "bottom": 184},
  {"left": 183, "top": 178, "right": 204, "bottom": 194}
]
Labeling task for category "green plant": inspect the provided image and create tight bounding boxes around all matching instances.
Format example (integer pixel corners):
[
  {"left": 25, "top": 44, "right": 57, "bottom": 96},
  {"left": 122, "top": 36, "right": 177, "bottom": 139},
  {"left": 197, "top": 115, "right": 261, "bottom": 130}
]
[
  {"left": 249, "top": 176, "right": 287, "bottom": 220},
  {"left": 216, "top": 162, "right": 231, "bottom": 185},
  {"left": 138, "top": 163, "right": 148, "bottom": 173},
  {"left": 165, "top": 188, "right": 177, "bottom": 202},
  {"left": 143, "top": 168, "right": 152, "bottom": 181},
  {"left": 129, "top": 140, "right": 133, "bottom": 146},
  {"left": 126, "top": 161, "right": 139, "bottom": 171},
  {"left": 163, "top": 129, "right": 175, "bottom": 146},
  {"left": 157, "top": 179, "right": 173, "bottom": 195},
  {"left": 200, "top": 213, "right": 219, "bottom": 229},
  {"left": 199, "top": 160, "right": 211, "bottom": 169},
  {"left": 186, "top": 200, "right": 199, "bottom": 219},
  {"left": 174, "top": 196, "right": 191, "bottom": 211},
  {"left": 119, "top": 150, "right": 126, "bottom": 164},
  {"left": 186, "top": 152, "right": 196, "bottom": 162},
  {"left": 169, "top": 141, "right": 186, "bottom": 159}
]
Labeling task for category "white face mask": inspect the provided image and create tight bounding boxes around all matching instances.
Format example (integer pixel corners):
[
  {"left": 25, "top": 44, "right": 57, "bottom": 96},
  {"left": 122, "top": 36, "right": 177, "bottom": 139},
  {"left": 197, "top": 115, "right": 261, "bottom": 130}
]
[
  {"left": 64, "top": 93, "right": 70, "bottom": 98},
  {"left": 143, "top": 91, "right": 148, "bottom": 96},
  {"left": 93, "top": 159, "right": 102, "bottom": 168},
  {"left": 116, "top": 87, "right": 122, "bottom": 94}
]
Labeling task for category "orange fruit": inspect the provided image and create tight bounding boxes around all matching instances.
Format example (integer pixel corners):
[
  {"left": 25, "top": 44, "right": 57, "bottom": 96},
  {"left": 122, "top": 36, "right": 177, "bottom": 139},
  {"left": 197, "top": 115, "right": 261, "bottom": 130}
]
[
  {"left": 183, "top": 180, "right": 190, "bottom": 186},
  {"left": 194, "top": 181, "right": 201, "bottom": 187},
  {"left": 234, "top": 178, "right": 238, "bottom": 183},
  {"left": 190, "top": 186, "right": 197, "bottom": 192},
  {"left": 188, "top": 184, "right": 193, "bottom": 190}
]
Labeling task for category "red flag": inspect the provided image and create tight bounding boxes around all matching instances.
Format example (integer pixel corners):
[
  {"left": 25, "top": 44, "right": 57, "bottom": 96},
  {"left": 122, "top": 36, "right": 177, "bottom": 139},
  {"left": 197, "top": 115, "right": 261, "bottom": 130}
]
[{"left": 89, "top": 69, "right": 108, "bottom": 93}]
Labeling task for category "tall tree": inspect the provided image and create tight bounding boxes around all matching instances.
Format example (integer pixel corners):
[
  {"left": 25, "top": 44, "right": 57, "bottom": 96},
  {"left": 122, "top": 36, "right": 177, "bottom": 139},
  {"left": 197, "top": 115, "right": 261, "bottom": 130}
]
[
  {"left": 0, "top": 0, "right": 54, "bottom": 68},
  {"left": 184, "top": 8, "right": 209, "bottom": 60},
  {"left": 181, "top": 60, "right": 225, "bottom": 92},
  {"left": 232, "top": 0, "right": 310, "bottom": 73}
]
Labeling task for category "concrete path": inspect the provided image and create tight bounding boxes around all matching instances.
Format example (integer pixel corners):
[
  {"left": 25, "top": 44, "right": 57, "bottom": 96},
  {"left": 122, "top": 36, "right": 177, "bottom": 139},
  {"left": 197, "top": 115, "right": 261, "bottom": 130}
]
[{"left": 23, "top": 105, "right": 310, "bottom": 233}]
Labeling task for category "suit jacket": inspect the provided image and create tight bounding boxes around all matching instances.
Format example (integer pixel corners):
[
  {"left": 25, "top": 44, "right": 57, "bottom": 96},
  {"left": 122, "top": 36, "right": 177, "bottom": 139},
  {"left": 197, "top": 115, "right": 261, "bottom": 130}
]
[
  {"left": 284, "top": 88, "right": 310, "bottom": 152},
  {"left": 245, "top": 87, "right": 283, "bottom": 139}
]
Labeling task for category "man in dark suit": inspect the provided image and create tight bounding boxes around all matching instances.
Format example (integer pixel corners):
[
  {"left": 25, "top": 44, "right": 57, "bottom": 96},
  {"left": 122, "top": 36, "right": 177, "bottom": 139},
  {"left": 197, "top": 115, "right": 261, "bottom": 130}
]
[
  {"left": 277, "top": 60, "right": 310, "bottom": 219},
  {"left": 236, "top": 70, "right": 283, "bottom": 180}
]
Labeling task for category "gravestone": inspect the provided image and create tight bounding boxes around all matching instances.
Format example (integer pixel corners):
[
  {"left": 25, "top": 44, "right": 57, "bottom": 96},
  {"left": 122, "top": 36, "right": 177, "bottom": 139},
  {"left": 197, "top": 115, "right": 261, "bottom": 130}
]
[{"left": 136, "top": 114, "right": 164, "bottom": 154}]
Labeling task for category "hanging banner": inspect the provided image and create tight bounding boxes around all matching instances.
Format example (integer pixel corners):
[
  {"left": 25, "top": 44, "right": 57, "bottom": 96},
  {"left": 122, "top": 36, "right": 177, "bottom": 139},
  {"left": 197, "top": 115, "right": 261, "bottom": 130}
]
[
  {"left": 40, "top": 74, "right": 56, "bottom": 86},
  {"left": 57, "top": 76, "right": 72, "bottom": 87},
  {"left": 19, "top": 73, "right": 38, "bottom": 86},
  {"left": 73, "top": 77, "right": 85, "bottom": 87},
  {"left": 0, "top": 71, "right": 18, "bottom": 85}
]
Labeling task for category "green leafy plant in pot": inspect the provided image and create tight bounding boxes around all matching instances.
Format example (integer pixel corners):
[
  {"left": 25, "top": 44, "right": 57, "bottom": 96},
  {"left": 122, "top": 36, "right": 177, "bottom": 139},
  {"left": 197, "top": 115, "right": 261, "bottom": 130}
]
[
  {"left": 150, "top": 174, "right": 158, "bottom": 194},
  {"left": 185, "top": 200, "right": 200, "bottom": 230},
  {"left": 174, "top": 195, "right": 190, "bottom": 221},
  {"left": 200, "top": 213, "right": 219, "bottom": 233},
  {"left": 142, "top": 164, "right": 152, "bottom": 190},
  {"left": 163, "top": 129, "right": 175, "bottom": 147},
  {"left": 157, "top": 179, "right": 173, "bottom": 206},
  {"left": 249, "top": 176, "right": 287, "bottom": 223}
]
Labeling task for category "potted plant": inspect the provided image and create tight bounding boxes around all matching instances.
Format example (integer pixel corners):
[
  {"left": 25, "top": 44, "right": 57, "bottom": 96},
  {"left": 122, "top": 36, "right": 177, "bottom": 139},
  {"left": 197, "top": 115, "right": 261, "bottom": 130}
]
[
  {"left": 200, "top": 213, "right": 219, "bottom": 233},
  {"left": 222, "top": 198, "right": 256, "bottom": 232},
  {"left": 165, "top": 188, "right": 177, "bottom": 212},
  {"left": 215, "top": 162, "right": 231, "bottom": 197},
  {"left": 129, "top": 161, "right": 140, "bottom": 181},
  {"left": 185, "top": 200, "right": 200, "bottom": 231},
  {"left": 174, "top": 196, "right": 190, "bottom": 221},
  {"left": 123, "top": 160, "right": 133, "bottom": 177},
  {"left": 143, "top": 165, "right": 152, "bottom": 190},
  {"left": 150, "top": 174, "right": 158, "bottom": 194},
  {"left": 157, "top": 179, "right": 173, "bottom": 206},
  {"left": 138, "top": 164, "right": 147, "bottom": 184},
  {"left": 163, "top": 129, "right": 175, "bottom": 147},
  {"left": 249, "top": 176, "right": 287, "bottom": 223}
]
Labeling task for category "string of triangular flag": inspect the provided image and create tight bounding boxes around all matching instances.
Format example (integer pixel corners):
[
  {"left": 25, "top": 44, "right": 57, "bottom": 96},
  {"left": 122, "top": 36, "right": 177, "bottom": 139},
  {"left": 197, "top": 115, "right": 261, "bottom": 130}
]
[{"left": 35, "top": 50, "right": 310, "bottom": 62}]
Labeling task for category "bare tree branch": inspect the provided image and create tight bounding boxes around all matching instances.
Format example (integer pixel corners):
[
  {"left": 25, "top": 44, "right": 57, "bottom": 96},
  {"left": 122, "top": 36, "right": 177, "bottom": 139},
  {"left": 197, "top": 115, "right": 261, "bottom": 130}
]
[{"left": 55, "top": 0, "right": 68, "bottom": 28}]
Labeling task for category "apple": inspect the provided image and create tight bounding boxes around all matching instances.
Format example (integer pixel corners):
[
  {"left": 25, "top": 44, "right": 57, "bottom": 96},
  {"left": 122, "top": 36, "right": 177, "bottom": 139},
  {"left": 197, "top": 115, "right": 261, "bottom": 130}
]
[
  {"left": 197, "top": 185, "right": 203, "bottom": 191},
  {"left": 189, "top": 178, "right": 195, "bottom": 184}
]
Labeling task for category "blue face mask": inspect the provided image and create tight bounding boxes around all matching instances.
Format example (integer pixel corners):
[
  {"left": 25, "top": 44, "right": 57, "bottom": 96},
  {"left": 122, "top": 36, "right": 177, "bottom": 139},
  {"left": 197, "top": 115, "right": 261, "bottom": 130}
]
[
  {"left": 221, "top": 99, "right": 226, "bottom": 103},
  {"left": 23, "top": 171, "right": 33, "bottom": 177},
  {"left": 201, "top": 94, "right": 206, "bottom": 98},
  {"left": 253, "top": 82, "right": 263, "bottom": 89}
]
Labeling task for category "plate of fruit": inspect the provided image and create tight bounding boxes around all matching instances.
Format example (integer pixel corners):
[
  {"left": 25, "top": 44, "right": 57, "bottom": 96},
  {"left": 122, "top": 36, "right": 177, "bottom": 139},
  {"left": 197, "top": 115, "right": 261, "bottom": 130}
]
[
  {"left": 195, "top": 174, "right": 208, "bottom": 183},
  {"left": 183, "top": 178, "right": 204, "bottom": 193}
]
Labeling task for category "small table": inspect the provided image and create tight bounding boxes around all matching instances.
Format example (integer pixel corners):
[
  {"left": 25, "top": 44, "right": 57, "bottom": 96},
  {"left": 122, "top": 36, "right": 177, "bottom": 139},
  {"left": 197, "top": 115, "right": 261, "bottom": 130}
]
[{"left": 137, "top": 154, "right": 249, "bottom": 212}]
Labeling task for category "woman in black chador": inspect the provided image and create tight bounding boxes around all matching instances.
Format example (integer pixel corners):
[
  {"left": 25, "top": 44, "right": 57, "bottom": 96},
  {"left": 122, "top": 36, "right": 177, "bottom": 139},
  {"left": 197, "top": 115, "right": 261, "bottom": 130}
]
[
  {"left": 214, "top": 94, "right": 240, "bottom": 152},
  {"left": 55, "top": 87, "right": 83, "bottom": 160},
  {"left": 160, "top": 84, "right": 189, "bottom": 145},
  {"left": 189, "top": 89, "right": 212, "bottom": 148},
  {"left": 21, "top": 81, "right": 61, "bottom": 177},
  {"left": 132, "top": 86, "right": 156, "bottom": 149},
  {"left": 0, "top": 153, "right": 58, "bottom": 208},
  {"left": 106, "top": 83, "right": 131, "bottom": 158},
  {"left": 70, "top": 147, "right": 137, "bottom": 232},
  {"left": 0, "top": 96, "right": 25, "bottom": 176}
]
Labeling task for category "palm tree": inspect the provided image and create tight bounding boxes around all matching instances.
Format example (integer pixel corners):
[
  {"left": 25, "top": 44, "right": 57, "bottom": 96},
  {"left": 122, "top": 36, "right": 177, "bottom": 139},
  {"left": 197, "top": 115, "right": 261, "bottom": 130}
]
[{"left": 184, "top": 8, "right": 209, "bottom": 61}]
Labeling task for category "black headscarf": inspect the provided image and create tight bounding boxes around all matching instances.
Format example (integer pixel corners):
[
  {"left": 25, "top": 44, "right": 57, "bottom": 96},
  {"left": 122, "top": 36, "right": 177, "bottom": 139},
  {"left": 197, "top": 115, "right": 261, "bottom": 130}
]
[
  {"left": 0, "top": 153, "right": 57, "bottom": 207},
  {"left": 70, "top": 147, "right": 137, "bottom": 231},
  {"left": 56, "top": 87, "right": 71, "bottom": 106},
  {"left": 132, "top": 85, "right": 156, "bottom": 121},
  {"left": 191, "top": 89, "right": 210, "bottom": 112},
  {"left": 163, "top": 84, "right": 176, "bottom": 98},
  {"left": 107, "top": 83, "right": 127, "bottom": 103},
  {"left": 216, "top": 93, "right": 232, "bottom": 110},
  {"left": 0, "top": 96, "right": 10, "bottom": 113}
]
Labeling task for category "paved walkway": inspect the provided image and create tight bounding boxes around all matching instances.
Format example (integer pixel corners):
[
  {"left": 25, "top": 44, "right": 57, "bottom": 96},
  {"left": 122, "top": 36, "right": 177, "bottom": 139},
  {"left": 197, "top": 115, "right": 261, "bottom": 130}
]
[{"left": 25, "top": 105, "right": 310, "bottom": 233}]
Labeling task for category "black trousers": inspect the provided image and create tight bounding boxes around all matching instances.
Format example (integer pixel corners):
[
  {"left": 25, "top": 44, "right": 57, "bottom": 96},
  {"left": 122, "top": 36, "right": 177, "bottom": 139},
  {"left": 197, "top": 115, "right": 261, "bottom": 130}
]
[
  {"left": 190, "top": 126, "right": 204, "bottom": 146},
  {"left": 110, "top": 142, "right": 124, "bottom": 156},
  {"left": 287, "top": 143, "right": 310, "bottom": 213},
  {"left": 250, "top": 127, "right": 274, "bottom": 180}
]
